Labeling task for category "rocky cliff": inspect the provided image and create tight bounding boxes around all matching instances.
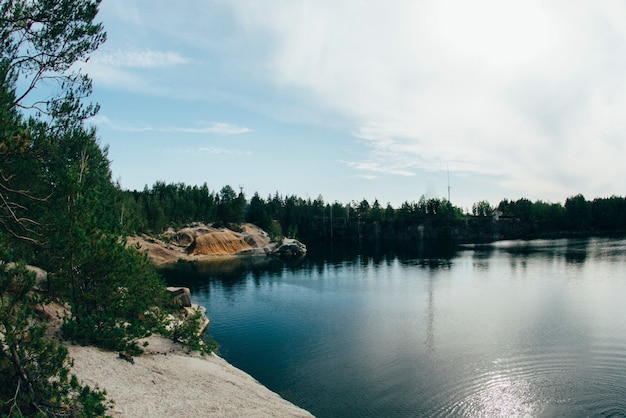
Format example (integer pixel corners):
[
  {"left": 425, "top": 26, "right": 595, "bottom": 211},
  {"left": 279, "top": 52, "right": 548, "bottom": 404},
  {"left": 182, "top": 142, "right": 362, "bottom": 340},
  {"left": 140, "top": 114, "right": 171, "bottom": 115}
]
[{"left": 129, "top": 223, "right": 306, "bottom": 264}]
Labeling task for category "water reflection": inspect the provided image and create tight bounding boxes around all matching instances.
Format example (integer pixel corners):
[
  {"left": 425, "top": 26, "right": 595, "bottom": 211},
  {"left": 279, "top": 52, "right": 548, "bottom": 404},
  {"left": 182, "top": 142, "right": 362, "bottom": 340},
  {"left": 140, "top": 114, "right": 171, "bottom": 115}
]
[
  {"left": 565, "top": 239, "right": 588, "bottom": 264},
  {"left": 160, "top": 256, "right": 296, "bottom": 291},
  {"left": 425, "top": 270, "right": 436, "bottom": 352},
  {"left": 161, "top": 240, "right": 459, "bottom": 290},
  {"left": 159, "top": 236, "right": 626, "bottom": 418},
  {"left": 306, "top": 240, "right": 457, "bottom": 267}
]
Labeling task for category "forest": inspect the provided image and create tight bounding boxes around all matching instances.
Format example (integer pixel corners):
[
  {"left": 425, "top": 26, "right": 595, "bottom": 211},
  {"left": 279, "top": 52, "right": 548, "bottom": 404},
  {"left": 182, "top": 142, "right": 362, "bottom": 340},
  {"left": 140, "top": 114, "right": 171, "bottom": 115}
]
[{"left": 121, "top": 183, "right": 626, "bottom": 243}]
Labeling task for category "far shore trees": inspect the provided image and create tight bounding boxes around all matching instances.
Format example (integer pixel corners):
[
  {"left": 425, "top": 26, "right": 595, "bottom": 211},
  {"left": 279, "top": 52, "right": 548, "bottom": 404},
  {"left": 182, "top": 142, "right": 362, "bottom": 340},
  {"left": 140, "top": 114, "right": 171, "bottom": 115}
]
[
  {"left": 472, "top": 200, "right": 494, "bottom": 217},
  {"left": 123, "top": 181, "right": 626, "bottom": 243}
]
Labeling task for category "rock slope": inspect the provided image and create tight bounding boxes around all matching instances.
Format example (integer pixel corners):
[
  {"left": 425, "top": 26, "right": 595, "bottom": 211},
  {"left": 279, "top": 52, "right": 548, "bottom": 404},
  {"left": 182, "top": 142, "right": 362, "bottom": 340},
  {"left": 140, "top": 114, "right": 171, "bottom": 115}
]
[
  {"left": 68, "top": 335, "right": 314, "bottom": 417},
  {"left": 128, "top": 223, "right": 305, "bottom": 265}
]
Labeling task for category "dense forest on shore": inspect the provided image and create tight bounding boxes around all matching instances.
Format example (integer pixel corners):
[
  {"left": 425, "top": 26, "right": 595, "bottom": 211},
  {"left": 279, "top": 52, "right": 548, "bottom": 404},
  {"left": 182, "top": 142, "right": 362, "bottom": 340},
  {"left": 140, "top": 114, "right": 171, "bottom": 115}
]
[{"left": 120, "top": 183, "right": 626, "bottom": 243}]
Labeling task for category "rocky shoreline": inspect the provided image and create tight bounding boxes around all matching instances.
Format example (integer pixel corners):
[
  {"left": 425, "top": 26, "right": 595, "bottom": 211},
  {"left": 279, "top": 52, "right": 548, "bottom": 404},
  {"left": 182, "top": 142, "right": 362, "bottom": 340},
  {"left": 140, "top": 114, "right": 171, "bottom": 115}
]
[
  {"left": 68, "top": 334, "right": 314, "bottom": 417},
  {"left": 59, "top": 284, "right": 315, "bottom": 417},
  {"left": 128, "top": 223, "right": 306, "bottom": 265},
  {"left": 78, "top": 224, "right": 312, "bottom": 416}
]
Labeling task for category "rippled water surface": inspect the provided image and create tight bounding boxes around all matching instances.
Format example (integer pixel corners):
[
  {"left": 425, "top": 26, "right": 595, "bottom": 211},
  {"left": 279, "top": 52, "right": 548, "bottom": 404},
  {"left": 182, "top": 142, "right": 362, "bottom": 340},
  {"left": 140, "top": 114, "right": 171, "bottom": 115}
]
[{"left": 160, "top": 237, "right": 626, "bottom": 417}]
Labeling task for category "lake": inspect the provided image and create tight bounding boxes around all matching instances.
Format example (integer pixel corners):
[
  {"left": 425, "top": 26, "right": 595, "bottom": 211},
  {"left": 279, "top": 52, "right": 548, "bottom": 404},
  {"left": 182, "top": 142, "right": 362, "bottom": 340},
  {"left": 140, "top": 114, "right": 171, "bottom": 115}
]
[{"left": 160, "top": 237, "right": 626, "bottom": 417}]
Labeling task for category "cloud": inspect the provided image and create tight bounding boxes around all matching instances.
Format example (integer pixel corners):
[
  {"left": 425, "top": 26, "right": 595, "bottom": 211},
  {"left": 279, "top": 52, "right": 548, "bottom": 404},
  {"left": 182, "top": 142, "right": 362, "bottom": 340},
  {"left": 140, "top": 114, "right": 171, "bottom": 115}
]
[
  {"left": 91, "top": 115, "right": 251, "bottom": 136},
  {"left": 187, "top": 147, "right": 252, "bottom": 156},
  {"left": 91, "top": 49, "right": 190, "bottom": 68},
  {"left": 170, "top": 122, "right": 252, "bottom": 136},
  {"left": 81, "top": 47, "right": 191, "bottom": 95},
  {"left": 339, "top": 159, "right": 415, "bottom": 177},
  {"left": 223, "top": 0, "right": 626, "bottom": 201},
  {"left": 356, "top": 174, "right": 378, "bottom": 180}
]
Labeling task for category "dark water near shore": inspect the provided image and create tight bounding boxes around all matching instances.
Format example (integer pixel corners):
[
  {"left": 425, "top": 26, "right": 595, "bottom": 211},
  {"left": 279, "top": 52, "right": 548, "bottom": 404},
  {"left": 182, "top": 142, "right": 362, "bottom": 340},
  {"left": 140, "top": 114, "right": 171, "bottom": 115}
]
[{"left": 160, "top": 237, "right": 626, "bottom": 417}]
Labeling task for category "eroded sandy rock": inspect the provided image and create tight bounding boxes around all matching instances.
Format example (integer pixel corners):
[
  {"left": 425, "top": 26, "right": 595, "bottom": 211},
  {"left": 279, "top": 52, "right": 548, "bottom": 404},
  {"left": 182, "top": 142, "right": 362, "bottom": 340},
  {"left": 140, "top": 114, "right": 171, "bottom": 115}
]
[{"left": 186, "top": 230, "right": 253, "bottom": 256}]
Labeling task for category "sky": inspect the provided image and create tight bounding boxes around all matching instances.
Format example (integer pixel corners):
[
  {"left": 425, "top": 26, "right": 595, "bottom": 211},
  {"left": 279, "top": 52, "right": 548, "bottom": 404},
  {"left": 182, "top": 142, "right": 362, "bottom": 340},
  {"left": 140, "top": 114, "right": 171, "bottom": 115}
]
[{"left": 81, "top": 0, "right": 626, "bottom": 211}]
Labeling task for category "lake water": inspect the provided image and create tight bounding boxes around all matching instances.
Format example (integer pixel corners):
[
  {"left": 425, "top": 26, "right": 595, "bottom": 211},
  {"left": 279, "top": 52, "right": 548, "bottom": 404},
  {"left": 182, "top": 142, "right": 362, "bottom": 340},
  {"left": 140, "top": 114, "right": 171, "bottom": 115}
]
[{"left": 160, "top": 237, "right": 626, "bottom": 417}]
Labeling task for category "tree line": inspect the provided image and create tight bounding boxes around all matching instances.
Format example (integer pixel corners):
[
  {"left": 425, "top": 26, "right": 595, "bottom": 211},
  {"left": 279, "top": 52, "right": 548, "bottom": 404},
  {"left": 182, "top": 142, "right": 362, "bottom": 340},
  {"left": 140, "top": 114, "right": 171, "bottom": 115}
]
[{"left": 121, "top": 183, "right": 626, "bottom": 242}]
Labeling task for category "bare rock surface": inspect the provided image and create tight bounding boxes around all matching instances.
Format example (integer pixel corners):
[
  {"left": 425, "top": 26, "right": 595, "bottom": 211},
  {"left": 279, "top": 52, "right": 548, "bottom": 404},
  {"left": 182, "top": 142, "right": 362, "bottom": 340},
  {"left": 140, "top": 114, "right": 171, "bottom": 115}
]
[
  {"left": 127, "top": 223, "right": 279, "bottom": 265},
  {"left": 187, "top": 230, "right": 254, "bottom": 256},
  {"left": 68, "top": 335, "right": 314, "bottom": 417}
]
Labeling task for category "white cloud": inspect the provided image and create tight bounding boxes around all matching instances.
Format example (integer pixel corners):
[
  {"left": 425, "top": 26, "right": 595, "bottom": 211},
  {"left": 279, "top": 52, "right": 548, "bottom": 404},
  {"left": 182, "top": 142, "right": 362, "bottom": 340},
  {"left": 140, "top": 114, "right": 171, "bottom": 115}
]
[
  {"left": 91, "top": 115, "right": 251, "bottom": 136},
  {"left": 92, "top": 49, "right": 189, "bottom": 68},
  {"left": 339, "top": 159, "right": 415, "bottom": 177},
  {"left": 171, "top": 122, "right": 252, "bottom": 136},
  {"left": 223, "top": 0, "right": 626, "bottom": 201},
  {"left": 191, "top": 147, "right": 252, "bottom": 156},
  {"left": 80, "top": 47, "right": 190, "bottom": 95}
]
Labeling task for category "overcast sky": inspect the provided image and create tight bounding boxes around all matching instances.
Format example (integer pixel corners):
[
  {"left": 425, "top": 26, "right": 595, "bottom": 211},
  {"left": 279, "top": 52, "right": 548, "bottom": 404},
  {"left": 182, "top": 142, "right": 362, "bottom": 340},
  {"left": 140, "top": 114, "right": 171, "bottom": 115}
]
[{"left": 85, "top": 0, "right": 626, "bottom": 211}]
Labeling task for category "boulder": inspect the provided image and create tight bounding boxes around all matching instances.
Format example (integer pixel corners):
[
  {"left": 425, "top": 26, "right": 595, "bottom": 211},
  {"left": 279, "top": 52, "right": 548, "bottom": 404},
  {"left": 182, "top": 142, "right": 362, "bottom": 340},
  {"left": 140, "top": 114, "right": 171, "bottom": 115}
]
[
  {"left": 272, "top": 239, "right": 307, "bottom": 258},
  {"left": 173, "top": 225, "right": 215, "bottom": 246},
  {"left": 242, "top": 232, "right": 271, "bottom": 248},
  {"left": 166, "top": 286, "right": 192, "bottom": 307},
  {"left": 185, "top": 304, "right": 210, "bottom": 336}
]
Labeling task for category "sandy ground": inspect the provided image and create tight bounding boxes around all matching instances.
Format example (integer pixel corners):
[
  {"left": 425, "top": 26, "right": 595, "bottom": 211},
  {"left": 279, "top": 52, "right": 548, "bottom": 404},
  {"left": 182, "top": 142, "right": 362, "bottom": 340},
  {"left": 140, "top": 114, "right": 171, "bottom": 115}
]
[{"left": 67, "top": 335, "right": 314, "bottom": 418}]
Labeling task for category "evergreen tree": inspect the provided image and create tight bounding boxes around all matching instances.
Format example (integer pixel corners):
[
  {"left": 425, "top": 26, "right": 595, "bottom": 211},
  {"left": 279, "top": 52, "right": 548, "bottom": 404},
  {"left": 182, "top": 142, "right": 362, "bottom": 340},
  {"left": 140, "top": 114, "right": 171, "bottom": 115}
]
[
  {"left": 1, "top": 0, "right": 106, "bottom": 118},
  {"left": 247, "top": 192, "right": 271, "bottom": 230},
  {"left": 0, "top": 0, "right": 181, "bottom": 413},
  {"left": 217, "top": 185, "right": 244, "bottom": 225},
  {"left": 565, "top": 194, "right": 592, "bottom": 231},
  {"left": 0, "top": 248, "right": 110, "bottom": 416}
]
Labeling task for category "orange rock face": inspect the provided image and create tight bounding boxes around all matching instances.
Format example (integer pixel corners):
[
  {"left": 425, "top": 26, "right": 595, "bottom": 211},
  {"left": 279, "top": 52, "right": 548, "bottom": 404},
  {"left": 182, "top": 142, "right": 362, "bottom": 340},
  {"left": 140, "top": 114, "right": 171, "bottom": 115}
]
[{"left": 187, "top": 230, "right": 253, "bottom": 256}]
